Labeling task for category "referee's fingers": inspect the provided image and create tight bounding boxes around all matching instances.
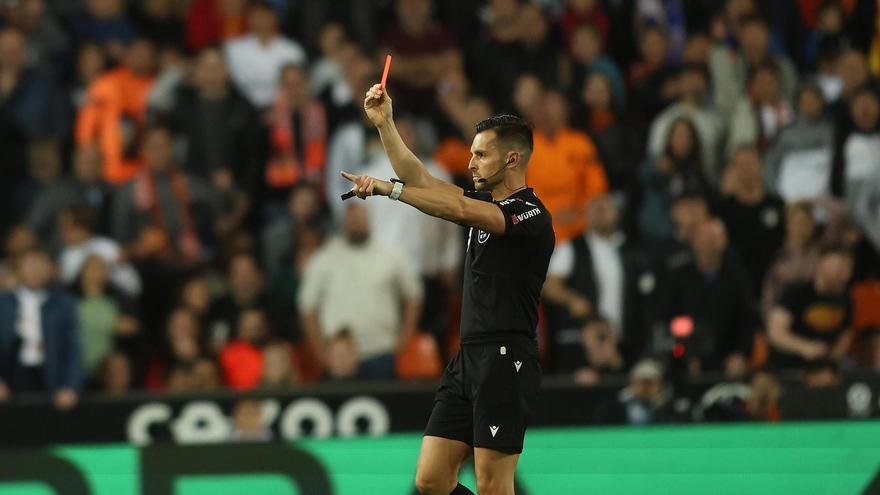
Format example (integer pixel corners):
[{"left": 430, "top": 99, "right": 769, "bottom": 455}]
[{"left": 341, "top": 171, "right": 358, "bottom": 183}]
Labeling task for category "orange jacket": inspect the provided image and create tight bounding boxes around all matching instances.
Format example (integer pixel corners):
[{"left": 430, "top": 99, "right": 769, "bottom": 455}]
[
  {"left": 526, "top": 129, "right": 608, "bottom": 243},
  {"left": 75, "top": 68, "right": 155, "bottom": 184}
]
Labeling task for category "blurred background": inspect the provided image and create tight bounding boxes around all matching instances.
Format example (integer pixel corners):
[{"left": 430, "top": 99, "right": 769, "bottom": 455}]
[{"left": 0, "top": 0, "right": 878, "bottom": 493}]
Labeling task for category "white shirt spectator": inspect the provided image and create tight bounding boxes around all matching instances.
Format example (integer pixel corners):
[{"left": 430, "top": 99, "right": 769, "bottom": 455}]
[
  {"left": 59, "top": 237, "right": 141, "bottom": 297},
  {"left": 326, "top": 123, "right": 385, "bottom": 222},
  {"left": 361, "top": 157, "right": 462, "bottom": 276},
  {"left": 844, "top": 132, "right": 880, "bottom": 184},
  {"left": 547, "top": 232, "right": 626, "bottom": 337},
  {"left": 224, "top": 34, "right": 306, "bottom": 108},
  {"left": 298, "top": 237, "right": 423, "bottom": 359},
  {"left": 16, "top": 287, "right": 47, "bottom": 366}
]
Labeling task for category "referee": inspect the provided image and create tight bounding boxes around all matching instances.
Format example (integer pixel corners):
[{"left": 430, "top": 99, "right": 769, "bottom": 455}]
[{"left": 342, "top": 84, "right": 555, "bottom": 495}]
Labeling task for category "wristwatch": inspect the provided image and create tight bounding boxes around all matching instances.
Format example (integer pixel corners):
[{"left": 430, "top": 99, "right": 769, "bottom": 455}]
[{"left": 389, "top": 178, "right": 405, "bottom": 201}]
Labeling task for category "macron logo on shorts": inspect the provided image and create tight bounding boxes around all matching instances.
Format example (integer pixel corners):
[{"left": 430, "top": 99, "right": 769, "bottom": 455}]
[{"left": 489, "top": 425, "right": 499, "bottom": 437}]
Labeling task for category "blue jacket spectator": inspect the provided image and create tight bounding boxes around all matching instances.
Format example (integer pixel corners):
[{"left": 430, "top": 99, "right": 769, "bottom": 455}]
[{"left": 0, "top": 249, "right": 82, "bottom": 409}]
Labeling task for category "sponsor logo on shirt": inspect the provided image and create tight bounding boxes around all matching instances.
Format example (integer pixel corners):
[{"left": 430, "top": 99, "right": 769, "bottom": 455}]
[
  {"left": 478, "top": 230, "right": 491, "bottom": 243},
  {"left": 499, "top": 198, "right": 519, "bottom": 205},
  {"left": 511, "top": 207, "right": 542, "bottom": 225}
]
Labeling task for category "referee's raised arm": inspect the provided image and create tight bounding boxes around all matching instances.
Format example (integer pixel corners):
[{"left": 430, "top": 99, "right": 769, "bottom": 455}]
[{"left": 363, "top": 84, "right": 460, "bottom": 193}]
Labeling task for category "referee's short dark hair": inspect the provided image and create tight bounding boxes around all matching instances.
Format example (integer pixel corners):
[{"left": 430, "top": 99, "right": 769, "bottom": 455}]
[{"left": 475, "top": 114, "right": 534, "bottom": 153}]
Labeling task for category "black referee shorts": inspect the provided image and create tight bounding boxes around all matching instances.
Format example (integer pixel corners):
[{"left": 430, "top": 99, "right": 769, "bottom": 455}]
[{"left": 424, "top": 337, "right": 541, "bottom": 454}]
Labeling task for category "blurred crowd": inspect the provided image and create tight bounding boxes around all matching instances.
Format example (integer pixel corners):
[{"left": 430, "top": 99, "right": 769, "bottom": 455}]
[{"left": 0, "top": 0, "right": 879, "bottom": 411}]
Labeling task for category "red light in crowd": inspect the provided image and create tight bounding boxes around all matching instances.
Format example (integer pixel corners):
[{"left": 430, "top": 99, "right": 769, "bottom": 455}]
[
  {"left": 673, "top": 343, "right": 685, "bottom": 358},
  {"left": 671, "top": 316, "right": 694, "bottom": 338}
]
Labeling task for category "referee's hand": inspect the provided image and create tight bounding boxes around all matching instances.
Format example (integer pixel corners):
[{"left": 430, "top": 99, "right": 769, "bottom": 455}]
[
  {"left": 341, "top": 171, "right": 392, "bottom": 199},
  {"left": 364, "top": 84, "right": 393, "bottom": 128}
]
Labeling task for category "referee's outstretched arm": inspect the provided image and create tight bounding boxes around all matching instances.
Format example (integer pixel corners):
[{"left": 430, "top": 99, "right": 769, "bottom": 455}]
[
  {"left": 362, "top": 84, "right": 461, "bottom": 194},
  {"left": 340, "top": 85, "right": 511, "bottom": 236}
]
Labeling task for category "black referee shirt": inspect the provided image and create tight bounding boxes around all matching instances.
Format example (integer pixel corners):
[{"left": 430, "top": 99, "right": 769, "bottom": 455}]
[{"left": 459, "top": 188, "right": 555, "bottom": 344}]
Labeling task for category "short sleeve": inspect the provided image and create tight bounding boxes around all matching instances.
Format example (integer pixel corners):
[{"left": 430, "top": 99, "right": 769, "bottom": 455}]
[
  {"left": 297, "top": 252, "right": 328, "bottom": 312},
  {"left": 496, "top": 197, "right": 550, "bottom": 237},
  {"left": 547, "top": 241, "right": 574, "bottom": 277}
]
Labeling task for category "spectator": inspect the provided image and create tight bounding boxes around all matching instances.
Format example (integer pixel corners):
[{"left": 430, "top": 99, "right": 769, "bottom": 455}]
[
  {"left": 662, "top": 190, "right": 711, "bottom": 264},
  {"left": 262, "top": 340, "right": 298, "bottom": 388},
  {"left": 709, "top": 14, "right": 797, "bottom": 119},
  {"left": 26, "top": 145, "right": 111, "bottom": 247},
  {"left": 829, "top": 50, "right": 872, "bottom": 195},
  {"left": 0, "top": 226, "right": 37, "bottom": 290},
  {"left": 58, "top": 205, "right": 141, "bottom": 297},
  {"left": 764, "top": 83, "right": 834, "bottom": 202},
  {"left": 75, "top": 37, "right": 157, "bottom": 184},
  {"left": 544, "top": 194, "right": 655, "bottom": 370},
  {"left": 219, "top": 308, "right": 269, "bottom": 390},
  {"left": 134, "top": 0, "right": 185, "bottom": 48},
  {"left": 146, "top": 307, "right": 203, "bottom": 390},
  {"left": 97, "top": 351, "right": 132, "bottom": 394},
  {"left": 167, "top": 357, "right": 222, "bottom": 392},
  {"left": 298, "top": 203, "right": 423, "bottom": 380},
  {"left": 768, "top": 248, "right": 855, "bottom": 370},
  {"left": 68, "top": 42, "right": 107, "bottom": 115},
  {"left": 558, "top": 0, "right": 609, "bottom": 48},
  {"left": 815, "top": 37, "right": 845, "bottom": 103},
  {"left": 323, "top": 329, "right": 359, "bottom": 380},
  {"left": 261, "top": 183, "right": 328, "bottom": 284},
  {"left": 379, "top": 0, "right": 459, "bottom": 115},
  {"left": 263, "top": 64, "right": 328, "bottom": 213},
  {"left": 320, "top": 42, "right": 372, "bottom": 132},
  {"left": 360, "top": 116, "right": 461, "bottom": 339},
  {"left": 74, "top": 0, "right": 136, "bottom": 57},
  {"left": 527, "top": 89, "right": 608, "bottom": 243},
  {"left": 569, "top": 316, "right": 625, "bottom": 385},
  {"left": 745, "top": 370, "right": 781, "bottom": 421},
  {"left": 726, "top": 62, "right": 793, "bottom": 154},
  {"left": 4, "top": 0, "right": 69, "bottom": 78},
  {"left": 647, "top": 63, "right": 723, "bottom": 184},
  {"left": 0, "top": 27, "right": 60, "bottom": 138},
  {"left": 10, "top": 138, "right": 64, "bottom": 227},
  {"left": 308, "top": 22, "right": 348, "bottom": 97},
  {"left": 185, "top": 0, "right": 248, "bottom": 53},
  {"left": 567, "top": 23, "right": 625, "bottom": 111},
  {"left": 326, "top": 115, "right": 382, "bottom": 223},
  {"left": 717, "top": 147, "right": 786, "bottom": 295},
  {"left": 576, "top": 71, "right": 645, "bottom": 193},
  {"left": 230, "top": 398, "right": 271, "bottom": 440},
  {"left": 166, "top": 47, "right": 261, "bottom": 200},
  {"left": 760, "top": 199, "right": 851, "bottom": 317},
  {"left": 178, "top": 273, "right": 215, "bottom": 325},
  {"left": 74, "top": 255, "right": 139, "bottom": 376},
  {"left": 661, "top": 218, "right": 758, "bottom": 378},
  {"left": 473, "top": 1, "right": 559, "bottom": 112},
  {"left": 223, "top": 1, "right": 306, "bottom": 109},
  {"left": 593, "top": 359, "right": 676, "bottom": 425},
  {"left": 639, "top": 118, "right": 709, "bottom": 242},
  {"left": 627, "top": 25, "right": 678, "bottom": 120},
  {"left": 209, "top": 252, "right": 299, "bottom": 348},
  {"left": 802, "top": 2, "right": 848, "bottom": 70},
  {"left": 635, "top": 0, "right": 687, "bottom": 63},
  {"left": 842, "top": 86, "right": 880, "bottom": 208},
  {"left": 0, "top": 249, "right": 82, "bottom": 409},
  {"left": 111, "top": 126, "right": 223, "bottom": 265}
]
